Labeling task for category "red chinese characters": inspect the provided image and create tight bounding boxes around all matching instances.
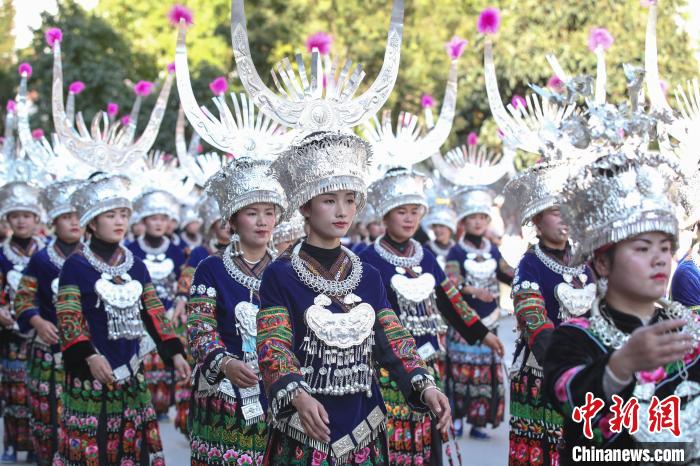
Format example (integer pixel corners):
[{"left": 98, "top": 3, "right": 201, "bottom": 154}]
[
  {"left": 648, "top": 395, "right": 681, "bottom": 437},
  {"left": 572, "top": 392, "right": 605, "bottom": 439}
]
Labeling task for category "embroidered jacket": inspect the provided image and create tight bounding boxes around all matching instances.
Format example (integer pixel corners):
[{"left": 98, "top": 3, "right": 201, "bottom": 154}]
[
  {"left": 0, "top": 237, "right": 44, "bottom": 307},
  {"left": 176, "top": 244, "right": 211, "bottom": 299},
  {"left": 127, "top": 238, "right": 185, "bottom": 310},
  {"left": 359, "top": 241, "right": 488, "bottom": 361},
  {"left": 55, "top": 250, "right": 183, "bottom": 378},
  {"left": 671, "top": 257, "right": 699, "bottom": 312},
  {"left": 543, "top": 307, "right": 700, "bottom": 465},
  {"left": 257, "top": 250, "right": 433, "bottom": 461}
]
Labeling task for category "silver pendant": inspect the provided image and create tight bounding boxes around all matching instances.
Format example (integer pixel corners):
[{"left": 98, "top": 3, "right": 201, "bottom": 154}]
[
  {"left": 143, "top": 257, "right": 174, "bottom": 281},
  {"left": 6, "top": 269, "right": 22, "bottom": 294},
  {"left": 555, "top": 282, "right": 597, "bottom": 317},
  {"left": 305, "top": 301, "right": 375, "bottom": 349},
  {"left": 235, "top": 301, "right": 259, "bottom": 341},
  {"left": 390, "top": 273, "right": 435, "bottom": 304}
]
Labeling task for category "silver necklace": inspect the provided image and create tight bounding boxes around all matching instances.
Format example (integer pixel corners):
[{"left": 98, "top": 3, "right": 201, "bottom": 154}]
[
  {"left": 83, "top": 244, "right": 134, "bottom": 279},
  {"left": 222, "top": 244, "right": 262, "bottom": 292},
  {"left": 458, "top": 236, "right": 491, "bottom": 256},
  {"left": 533, "top": 243, "right": 587, "bottom": 284},
  {"left": 291, "top": 241, "right": 362, "bottom": 297},
  {"left": 2, "top": 237, "right": 38, "bottom": 268},
  {"left": 373, "top": 236, "right": 423, "bottom": 268},
  {"left": 428, "top": 239, "right": 453, "bottom": 256},
  {"left": 46, "top": 238, "right": 80, "bottom": 269},
  {"left": 137, "top": 235, "right": 170, "bottom": 257}
]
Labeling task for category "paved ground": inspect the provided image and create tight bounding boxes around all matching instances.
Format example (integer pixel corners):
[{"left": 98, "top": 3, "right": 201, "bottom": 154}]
[{"left": 2, "top": 314, "right": 517, "bottom": 466}]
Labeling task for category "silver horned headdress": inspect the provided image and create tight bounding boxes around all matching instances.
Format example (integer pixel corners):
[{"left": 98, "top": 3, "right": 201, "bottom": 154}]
[
  {"left": 70, "top": 174, "right": 132, "bottom": 228},
  {"left": 432, "top": 136, "right": 514, "bottom": 188},
  {"left": 205, "top": 157, "right": 288, "bottom": 223},
  {"left": 367, "top": 167, "right": 428, "bottom": 219},
  {"left": 52, "top": 32, "right": 172, "bottom": 172},
  {"left": 0, "top": 182, "right": 42, "bottom": 219},
  {"left": 41, "top": 179, "right": 84, "bottom": 222}
]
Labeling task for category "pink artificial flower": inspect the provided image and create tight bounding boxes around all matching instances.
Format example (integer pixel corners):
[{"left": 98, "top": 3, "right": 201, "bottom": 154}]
[
  {"left": 467, "top": 132, "right": 478, "bottom": 146},
  {"left": 69, "top": 81, "right": 86, "bottom": 94},
  {"left": 167, "top": 62, "right": 176, "bottom": 74},
  {"left": 659, "top": 79, "right": 669, "bottom": 96},
  {"left": 445, "top": 35, "right": 468, "bottom": 59},
  {"left": 209, "top": 76, "right": 228, "bottom": 96},
  {"left": 420, "top": 93, "right": 435, "bottom": 109},
  {"left": 107, "top": 102, "right": 119, "bottom": 117},
  {"left": 121, "top": 115, "right": 131, "bottom": 126},
  {"left": 638, "top": 366, "right": 666, "bottom": 384},
  {"left": 18, "top": 62, "right": 32, "bottom": 78},
  {"left": 133, "top": 80, "right": 155, "bottom": 97},
  {"left": 477, "top": 7, "right": 501, "bottom": 35},
  {"left": 511, "top": 94, "right": 526, "bottom": 110},
  {"left": 31, "top": 128, "right": 44, "bottom": 140},
  {"left": 306, "top": 32, "right": 332, "bottom": 55},
  {"left": 45, "top": 27, "right": 63, "bottom": 46},
  {"left": 640, "top": 0, "right": 657, "bottom": 7},
  {"left": 6, "top": 100, "right": 16, "bottom": 112},
  {"left": 588, "top": 27, "right": 614, "bottom": 52},
  {"left": 168, "top": 4, "right": 193, "bottom": 27},
  {"left": 547, "top": 75, "right": 564, "bottom": 91},
  {"left": 196, "top": 143, "right": 203, "bottom": 153}
]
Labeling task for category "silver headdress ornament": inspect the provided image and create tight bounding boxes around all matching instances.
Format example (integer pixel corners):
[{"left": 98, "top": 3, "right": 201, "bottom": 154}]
[
  {"left": 70, "top": 174, "right": 132, "bottom": 228},
  {"left": 132, "top": 189, "right": 179, "bottom": 224},
  {"left": 51, "top": 32, "right": 172, "bottom": 172},
  {"left": 0, "top": 182, "right": 42, "bottom": 219},
  {"left": 452, "top": 186, "right": 494, "bottom": 222},
  {"left": 644, "top": 2, "right": 699, "bottom": 228},
  {"left": 367, "top": 167, "right": 428, "bottom": 219},
  {"left": 422, "top": 173, "right": 458, "bottom": 232},
  {"left": 230, "top": 0, "right": 404, "bottom": 221},
  {"left": 129, "top": 150, "right": 195, "bottom": 213},
  {"left": 196, "top": 195, "right": 222, "bottom": 231},
  {"left": 362, "top": 41, "right": 459, "bottom": 178},
  {"left": 432, "top": 137, "right": 514, "bottom": 188},
  {"left": 180, "top": 203, "right": 200, "bottom": 227},
  {"left": 205, "top": 156, "right": 287, "bottom": 223},
  {"left": 41, "top": 179, "right": 84, "bottom": 222},
  {"left": 273, "top": 211, "right": 307, "bottom": 246},
  {"left": 175, "top": 106, "right": 224, "bottom": 188}
]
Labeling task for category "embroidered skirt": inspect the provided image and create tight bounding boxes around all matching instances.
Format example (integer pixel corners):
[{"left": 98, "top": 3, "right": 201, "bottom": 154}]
[
  {"left": 508, "top": 352, "right": 563, "bottom": 466},
  {"left": 445, "top": 328, "right": 505, "bottom": 427},
  {"left": 54, "top": 373, "right": 165, "bottom": 466},
  {"left": 174, "top": 321, "right": 191, "bottom": 435},
  {"left": 264, "top": 429, "right": 388, "bottom": 466},
  {"left": 378, "top": 366, "right": 444, "bottom": 466},
  {"left": 26, "top": 338, "right": 63, "bottom": 465},
  {"left": 142, "top": 352, "right": 174, "bottom": 415},
  {"left": 188, "top": 392, "right": 267, "bottom": 465},
  {"left": 0, "top": 330, "right": 32, "bottom": 452}
]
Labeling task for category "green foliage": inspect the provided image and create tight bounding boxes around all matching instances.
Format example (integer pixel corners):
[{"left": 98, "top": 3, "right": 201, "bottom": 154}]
[{"left": 2, "top": 0, "right": 698, "bottom": 159}]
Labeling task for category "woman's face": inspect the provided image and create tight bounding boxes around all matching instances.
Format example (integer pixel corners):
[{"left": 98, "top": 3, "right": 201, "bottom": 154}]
[
  {"left": 534, "top": 207, "right": 569, "bottom": 245},
  {"left": 142, "top": 214, "right": 169, "bottom": 237},
  {"left": 54, "top": 212, "right": 83, "bottom": 243},
  {"left": 231, "top": 203, "right": 276, "bottom": 251},
  {"left": 595, "top": 232, "right": 674, "bottom": 303},
  {"left": 462, "top": 213, "right": 491, "bottom": 236},
  {"left": 384, "top": 204, "right": 424, "bottom": 243},
  {"left": 7, "top": 211, "right": 38, "bottom": 238},
  {"left": 89, "top": 208, "right": 131, "bottom": 243},
  {"left": 301, "top": 190, "right": 357, "bottom": 240},
  {"left": 431, "top": 224, "right": 452, "bottom": 244},
  {"left": 185, "top": 220, "right": 202, "bottom": 235}
]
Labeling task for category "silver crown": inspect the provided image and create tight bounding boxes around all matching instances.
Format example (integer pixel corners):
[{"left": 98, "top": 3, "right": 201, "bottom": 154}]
[
  {"left": 273, "top": 212, "right": 307, "bottom": 246},
  {"left": 70, "top": 174, "right": 132, "bottom": 227},
  {"left": 196, "top": 195, "right": 222, "bottom": 231},
  {"left": 52, "top": 37, "right": 172, "bottom": 172},
  {"left": 362, "top": 47, "right": 458, "bottom": 177},
  {"left": 561, "top": 150, "right": 683, "bottom": 262},
  {"left": 132, "top": 189, "right": 179, "bottom": 223},
  {"left": 503, "top": 161, "right": 571, "bottom": 225},
  {"left": 367, "top": 167, "right": 428, "bottom": 219},
  {"left": 433, "top": 139, "right": 514, "bottom": 188},
  {"left": 423, "top": 198, "right": 458, "bottom": 233},
  {"left": 180, "top": 203, "right": 200, "bottom": 227},
  {"left": 41, "top": 179, "right": 84, "bottom": 221},
  {"left": 205, "top": 156, "right": 287, "bottom": 223},
  {"left": 644, "top": 3, "right": 699, "bottom": 228},
  {"left": 0, "top": 181, "right": 42, "bottom": 219},
  {"left": 453, "top": 186, "right": 494, "bottom": 221}
]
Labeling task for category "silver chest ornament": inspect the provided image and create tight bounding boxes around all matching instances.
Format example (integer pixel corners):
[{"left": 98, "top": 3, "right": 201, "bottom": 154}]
[
  {"left": 463, "top": 252, "right": 499, "bottom": 293},
  {"left": 6, "top": 266, "right": 23, "bottom": 298},
  {"left": 235, "top": 300, "right": 259, "bottom": 355},
  {"left": 301, "top": 293, "right": 376, "bottom": 397},
  {"left": 390, "top": 266, "right": 445, "bottom": 337},
  {"left": 143, "top": 254, "right": 175, "bottom": 281},
  {"left": 554, "top": 280, "right": 596, "bottom": 318},
  {"left": 95, "top": 273, "right": 145, "bottom": 340},
  {"left": 51, "top": 278, "right": 59, "bottom": 303}
]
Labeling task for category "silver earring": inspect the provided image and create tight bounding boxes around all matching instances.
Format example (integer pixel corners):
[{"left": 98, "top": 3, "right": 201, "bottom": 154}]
[
  {"left": 597, "top": 277, "right": 608, "bottom": 296},
  {"left": 230, "top": 233, "right": 242, "bottom": 256}
]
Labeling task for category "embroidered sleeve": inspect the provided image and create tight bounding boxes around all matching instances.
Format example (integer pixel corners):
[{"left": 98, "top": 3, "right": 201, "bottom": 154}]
[
  {"left": 15, "top": 274, "right": 39, "bottom": 333},
  {"left": 444, "top": 260, "right": 463, "bottom": 288},
  {"left": 56, "top": 284, "right": 94, "bottom": 354},
  {"left": 186, "top": 268, "right": 228, "bottom": 381},
  {"left": 512, "top": 256, "right": 554, "bottom": 359},
  {"left": 435, "top": 276, "right": 489, "bottom": 344},
  {"left": 258, "top": 266, "right": 305, "bottom": 420},
  {"left": 176, "top": 265, "right": 195, "bottom": 298},
  {"left": 141, "top": 281, "right": 183, "bottom": 362}
]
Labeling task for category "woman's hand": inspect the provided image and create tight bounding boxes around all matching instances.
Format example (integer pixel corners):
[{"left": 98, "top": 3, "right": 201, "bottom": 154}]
[
  {"left": 172, "top": 353, "right": 191, "bottom": 380},
  {"left": 222, "top": 357, "right": 258, "bottom": 388},
  {"left": 291, "top": 390, "right": 330, "bottom": 443},
  {"left": 172, "top": 299, "right": 187, "bottom": 326},
  {"left": 0, "top": 307, "right": 13, "bottom": 327},
  {"left": 483, "top": 332, "right": 505, "bottom": 357},
  {"left": 30, "top": 316, "right": 59, "bottom": 345},
  {"left": 423, "top": 387, "right": 452, "bottom": 436},
  {"left": 87, "top": 355, "right": 114, "bottom": 384}
]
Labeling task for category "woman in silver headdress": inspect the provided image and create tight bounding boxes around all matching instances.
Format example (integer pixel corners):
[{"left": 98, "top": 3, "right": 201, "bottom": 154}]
[
  {"left": 54, "top": 174, "right": 190, "bottom": 466},
  {"left": 14, "top": 180, "right": 83, "bottom": 465},
  {"left": 0, "top": 181, "right": 44, "bottom": 463}
]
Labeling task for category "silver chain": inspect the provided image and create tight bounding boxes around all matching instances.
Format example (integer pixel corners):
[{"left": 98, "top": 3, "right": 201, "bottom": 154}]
[
  {"left": 83, "top": 244, "right": 134, "bottom": 278},
  {"left": 533, "top": 243, "right": 586, "bottom": 279},
  {"left": 373, "top": 236, "right": 423, "bottom": 268},
  {"left": 46, "top": 238, "right": 66, "bottom": 269},
  {"left": 2, "top": 237, "right": 39, "bottom": 268},
  {"left": 222, "top": 243, "right": 262, "bottom": 292},
  {"left": 136, "top": 235, "right": 170, "bottom": 256},
  {"left": 458, "top": 236, "right": 492, "bottom": 256},
  {"left": 291, "top": 241, "right": 362, "bottom": 297}
]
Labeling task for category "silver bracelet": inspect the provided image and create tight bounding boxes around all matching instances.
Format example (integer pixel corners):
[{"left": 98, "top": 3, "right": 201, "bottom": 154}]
[{"left": 420, "top": 385, "right": 441, "bottom": 404}]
